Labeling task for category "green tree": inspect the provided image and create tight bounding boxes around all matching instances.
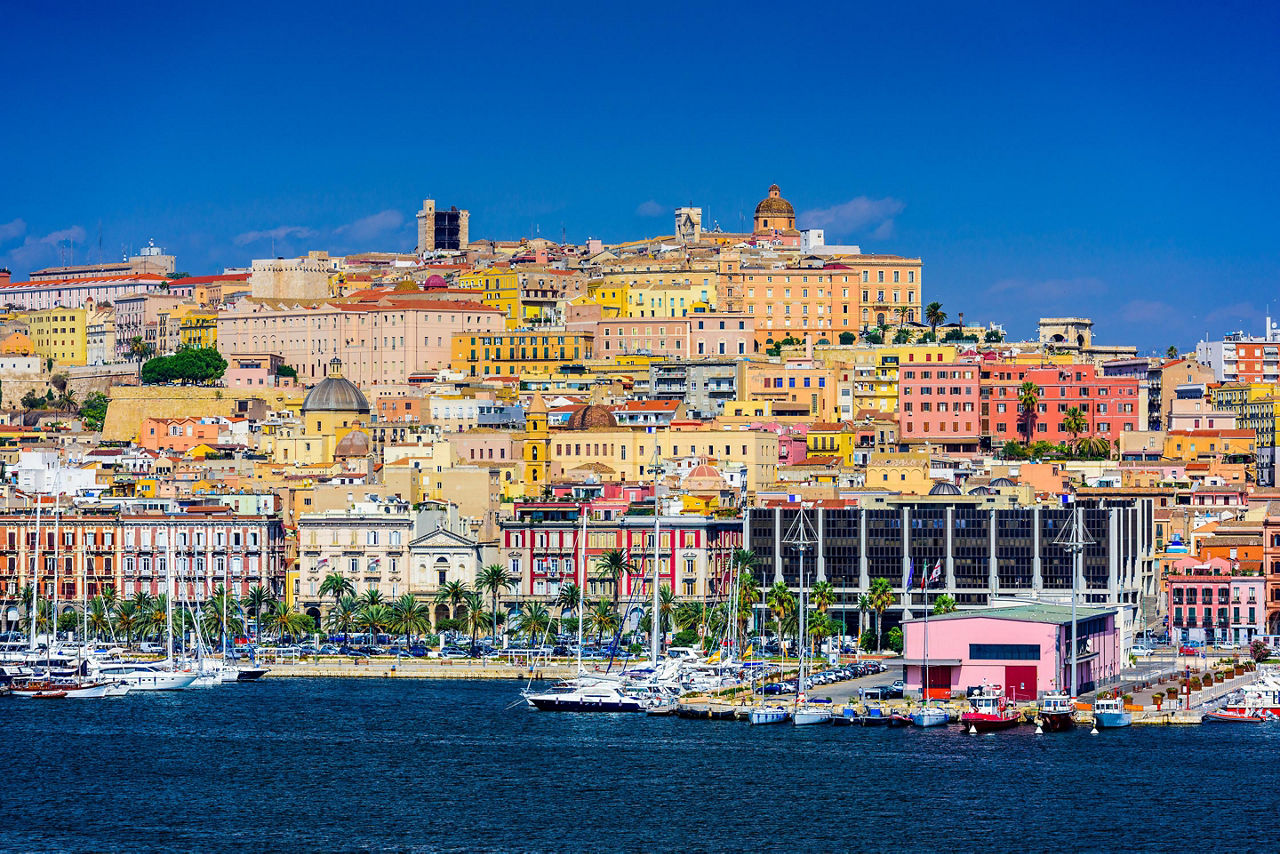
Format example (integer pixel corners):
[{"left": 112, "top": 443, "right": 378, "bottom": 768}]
[
  {"left": 924, "top": 302, "right": 947, "bottom": 338},
  {"left": 245, "top": 584, "right": 276, "bottom": 641},
  {"left": 838, "top": 331, "right": 855, "bottom": 345},
  {"left": 518, "top": 600, "right": 553, "bottom": 645},
  {"left": 892, "top": 327, "right": 913, "bottom": 344},
  {"left": 1018, "top": 380, "right": 1040, "bottom": 443},
  {"left": 476, "top": 563, "right": 517, "bottom": 641},
  {"left": 264, "top": 601, "right": 314, "bottom": 641},
  {"left": 864, "top": 328, "right": 884, "bottom": 345},
  {"left": 931, "top": 594, "right": 958, "bottom": 616},
  {"left": 555, "top": 581, "right": 581, "bottom": 625},
  {"left": 856, "top": 593, "right": 871, "bottom": 640},
  {"left": 388, "top": 594, "right": 432, "bottom": 647},
  {"left": 1167, "top": 345, "right": 1179, "bottom": 359},
  {"left": 433, "top": 580, "right": 470, "bottom": 622},
  {"left": 326, "top": 594, "right": 360, "bottom": 638},
  {"left": 114, "top": 600, "right": 138, "bottom": 646},
  {"left": 318, "top": 572, "right": 355, "bottom": 605},
  {"left": 78, "top": 392, "right": 109, "bottom": 431},
  {"left": 594, "top": 549, "right": 633, "bottom": 610},
  {"left": 86, "top": 595, "right": 115, "bottom": 640},
  {"left": 868, "top": 577, "right": 895, "bottom": 652},
  {"left": 886, "top": 625, "right": 904, "bottom": 654},
  {"left": 585, "top": 598, "right": 621, "bottom": 646},
  {"left": 810, "top": 580, "right": 835, "bottom": 614},
  {"left": 766, "top": 581, "right": 795, "bottom": 659},
  {"left": 20, "top": 389, "right": 42, "bottom": 412},
  {"left": 1063, "top": 407, "right": 1087, "bottom": 447},
  {"left": 201, "top": 584, "right": 244, "bottom": 652},
  {"left": 736, "top": 566, "right": 762, "bottom": 643},
  {"left": 984, "top": 329, "right": 1004, "bottom": 343},
  {"left": 127, "top": 336, "right": 152, "bottom": 362},
  {"left": 462, "top": 591, "right": 487, "bottom": 650}
]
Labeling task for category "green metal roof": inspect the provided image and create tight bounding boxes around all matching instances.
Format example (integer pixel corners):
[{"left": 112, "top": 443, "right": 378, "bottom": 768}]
[{"left": 909, "top": 603, "right": 1115, "bottom": 626}]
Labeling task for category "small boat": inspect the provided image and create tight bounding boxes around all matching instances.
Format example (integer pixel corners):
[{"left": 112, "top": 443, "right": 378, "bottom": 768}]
[
  {"left": 235, "top": 667, "right": 269, "bottom": 682},
  {"left": 889, "top": 712, "right": 913, "bottom": 727},
  {"left": 793, "top": 706, "right": 832, "bottom": 726},
  {"left": 749, "top": 706, "right": 791, "bottom": 725},
  {"left": 859, "top": 705, "right": 893, "bottom": 726},
  {"left": 960, "top": 685, "right": 1021, "bottom": 733},
  {"left": 1203, "top": 708, "right": 1275, "bottom": 723},
  {"left": 526, "top": 681, "right": 643, "bottom": 713},
  {"left": 645, "top": 699, "right": 677, "bottom": 716},
  {"left": 1091, "top": 695, "right": 1132, "bottom": 729},
  {"left": 32, "top": 690, "right": 67, "bottom": 699},
  {"left": 1035, "top": 692, "right": 1076, "bottom": 732},
  {"left": 910, "top": 706, "right": 950, "bottom": 728},
  {"left": 707, "top": 701, "right": 737, "bottom": 720}
]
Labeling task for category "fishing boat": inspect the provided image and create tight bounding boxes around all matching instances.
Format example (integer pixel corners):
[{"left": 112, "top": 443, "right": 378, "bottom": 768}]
[
  {"left": 1035, "top": 692, "right": 1076, "bottom": 732},
  {"left": 831, "top": 709, "right": 853, "bottom": 726},
  {"left": 910, "top": 706, "right": 950, "bottom": 728},
  {"left": 889, "top": 711, "right": 913, "bottom": 727},
  {"left": 1091, "top": 695, "right": 1132, "bottom": 729},
  {"left": 960, "top": 685, "right": 1021, "bottom": 733},
  {"left": 749, "top": 705, "right": 791, "bottom": 725}
]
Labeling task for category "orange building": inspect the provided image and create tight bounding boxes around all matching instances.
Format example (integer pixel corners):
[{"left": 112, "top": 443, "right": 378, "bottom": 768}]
[{"left": 139, "top": 417, "right": 223, "bottom": 453}]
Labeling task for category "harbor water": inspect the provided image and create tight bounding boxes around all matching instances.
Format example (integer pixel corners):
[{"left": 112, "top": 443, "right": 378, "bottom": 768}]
[{"left": 4, "top": 678, "right": 1278, "bottom": 852}]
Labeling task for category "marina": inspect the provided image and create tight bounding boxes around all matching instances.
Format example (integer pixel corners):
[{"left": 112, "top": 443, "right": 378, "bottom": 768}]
[{"left": 4, "top": 677, "right": 1280, "bottom": 852}]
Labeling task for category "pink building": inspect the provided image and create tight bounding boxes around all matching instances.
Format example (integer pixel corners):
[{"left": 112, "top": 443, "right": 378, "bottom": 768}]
[
  {"left": 903, "top": 603, "right": 1121, "bottom": 701},
  {"left": 139, "top": 417, "right": 223, "bottom": 453},
  {"left": 1167, "top": 557, "right": 1266, "bottom": 645},
  {"left": 224, "top": 353, "right": 296, "bottom": 389},
  {"left": 898, "top": 360, "right": 982, "bottom": 451},
  {"left": 218, "top": 294, "right": 504, "bottom": 386},
  {"left": 984, "top": 363, "right": 1142, "bottom": 444},
  {"left": 592, "top": 314, "right": 754, "bottom": 359}
]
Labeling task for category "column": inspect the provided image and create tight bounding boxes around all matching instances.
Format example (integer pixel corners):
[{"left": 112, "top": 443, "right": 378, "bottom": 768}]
[
  {"left": 816, "top": 510, "right": 826, "bottom": 582},
  {"left": 773, "top": 507, "right": 783, "bottom": 584},
  {"left": 988, "top": 508, "right": 999, "bottom": 595},
  {"left": 945, "top": 506, "right": 956, "bottom": 590},
  {"left": 858, "top": 509, "right": 869, "bottom": 590},
  {"left": 1109, "top": 507, "right": 1120, "bottom": 603},
  {"left": 1032, "top": 505, "right": 1043, "bottom": 593}
]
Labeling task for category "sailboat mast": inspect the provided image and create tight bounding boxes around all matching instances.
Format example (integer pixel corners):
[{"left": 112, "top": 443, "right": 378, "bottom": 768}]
[
  {"left": 650, "top": 442, "right": 661, "bottom": 666},
  {"left": 1070, "top": 501, "right": 1080, "bottom": 700},
  {"left": 29, "top": 490, "right": 41, "bottom": 652},
  {"left": 166, "top": 525, "right": 175, "bottom": 666},
  {"left": 923, "top": 566, "right": 929, "bottom": 705},
  {"left": 51, "top": 469, "right": 61, "bottom": 664},
  {"left": 576, "top": 503, "right": 586, "bottom": 674}
]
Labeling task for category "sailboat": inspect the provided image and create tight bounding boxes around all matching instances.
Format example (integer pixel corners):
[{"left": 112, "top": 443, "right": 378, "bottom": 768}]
[
  {"left": 788, "top": 506, "right": 830, "bottom": 726},
  {"left": 910, "top": 559, "right": 949, "bottom": 728}
]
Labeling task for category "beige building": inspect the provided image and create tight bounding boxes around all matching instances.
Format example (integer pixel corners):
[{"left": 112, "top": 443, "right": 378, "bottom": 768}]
[
  {"left": 296, "top": 497, "right": 414, "bottom": 612},
  {"left": 249, "top": 251, "right": 341, "bottom": 301}
]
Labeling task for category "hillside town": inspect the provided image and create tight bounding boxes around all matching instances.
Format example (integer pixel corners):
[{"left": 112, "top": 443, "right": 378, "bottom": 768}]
[{"left": 1, "top": 184, "right": 1276, "bottom": 684}]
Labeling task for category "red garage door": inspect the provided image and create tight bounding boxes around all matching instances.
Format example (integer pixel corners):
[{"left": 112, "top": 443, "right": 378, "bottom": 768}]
[{"left": 1005, "top": 666, "right": 1037, "bottom": 701}]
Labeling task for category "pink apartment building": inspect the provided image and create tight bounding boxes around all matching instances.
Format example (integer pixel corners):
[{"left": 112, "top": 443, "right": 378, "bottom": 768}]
[
  {"left": 983, "top": 363, "right": 1141, "bottom": 444},
  {"left": 592, "top": 314, "right": 754, "bottom": 359},
  {"left": 218, "top": 295, "right": 504, "bottom": 386},
  {"left": 898, "top": 360, "right": 982, "bottom": 452}
]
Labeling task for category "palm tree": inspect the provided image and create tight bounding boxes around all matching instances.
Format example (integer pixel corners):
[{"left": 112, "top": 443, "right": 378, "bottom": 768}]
[
  {"left": 594, "top": 549, "right": 633, "bottom": 610},
  {"left": 868, "top": 577, "right": 895, "bottom": 652},
  {"left": 265, "top": 601, "right": 314, "bottom": 641},
  {"left": 114, "top": 600, "right": 138, "bottom": 647},
  {"left": 925, "top": 301, "right": 947, "bottom": 338},
  {"left": 674, "top": 600, "right": 707, "bottom": 642},
  {"left": 856, "top": 593, "right": 871, "bottom": 641},
  {"left": 811, "top": 580, "right": 835, "bottom": 614},
  {"left": 585, "top": 598, "right": 621, "bottom": 648},
  {"left": 932, "top": 594, "right": 958, "bottom": 616},
  {"left": 1018, "top": 380, "right": 1040, "bottom": 443},
  {"left": 326, "top": 594, "right": 360, "bottom": 638},
  {"left": 736, "top": 570, "right": 762, "bottom": 645},
  {"left": 555, "top": 582, "right": 581, "bottom": 622},
  {"left": 766, "top": 581, "right": 795, "bottom": 659},
  {"left": 518, "top": 600, "right": 553, "bottom": 645},
  {"left": 1166, "top": 345, "right": 1179, "bottom": 359},
  {"left": 200, "top": 584, "right": 244, "bottom": 652},
  {"left": 1063, "top": 407, "right": 1087, "bottom": 449},
  {"left": 462, "top": 591, "right": 487, "bottom": 651},
  {"left": 86, "top": 595, "right": 114, "bottom": 640},
  {"left": 357, "top": 602, "right": 391, "bottom": 645},
  {"left": 433, "top": 580, "right": 469, "bottom": 622},
  {"left": 138, "top": 594, "right": 170, "bottom": 646},
  {"left": 476, "top": 564, "right": 517, "bottom": 642},
  {"left": 245, "top": 584, "right": 275, "bottom": 642},
  {"left": 894, "top": 305, "right": 909, "bottom": 332},
  {"left": 318, "top": 572, "right": 355, "bottom": 608},
  {"left": 388, "top": 594, "right": 432, "bottom": 648}
]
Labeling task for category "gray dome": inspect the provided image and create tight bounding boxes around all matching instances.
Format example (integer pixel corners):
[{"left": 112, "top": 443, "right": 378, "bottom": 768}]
[
  {"left": 929, "top": 481, "right": 962, "bottom": 495},
  {"left": 302, "top": 359, "right": 370, "bottom": 414},
  {"left": 967, "top": 485, "right": 993, "bottom": 495},
  {"left": 989, "top": 477, "right": 1016, "bottom": 488}
]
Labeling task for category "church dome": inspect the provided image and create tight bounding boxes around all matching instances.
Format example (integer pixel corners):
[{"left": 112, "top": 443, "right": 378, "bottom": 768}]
[
  {"left": 682, "top": 463, "right": 728, "bottom": 492},
  {"left": 989, "top": 477, "right": 1016, "bottom": 488},
  {"left": 564, "top": 404, "right": 617, "bottom": 430},
  {"left": 302, "top": 358, "right": 370, "bottom": 414},
  {"left": 424, "top": 274, "right": 447, "bottom": 289},
  {"left": 928, "top": 481, "right": 962, "bottom": 495},
  {"left": 754, "top": 184, "right": 795, "bottom": 217},
  {"left": 333, "top": 429, "right": 371, "bottom": 457}
]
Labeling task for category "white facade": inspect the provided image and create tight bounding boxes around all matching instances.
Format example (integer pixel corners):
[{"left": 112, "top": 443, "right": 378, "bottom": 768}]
[{"left": 14, "top": 450, "right": 99, "bottom": 495}]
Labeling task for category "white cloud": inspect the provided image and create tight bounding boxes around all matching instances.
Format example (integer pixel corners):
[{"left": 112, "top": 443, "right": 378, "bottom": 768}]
[
  {"left": 333, "top": 209, "right": 405, "bottom": 245},
  {"left": 800, "top": 196, "right": 905, "bottom": 236},
  {"left": 0, "top": 219, "right": 26, "bottom": 244},
  {"left": 635, "top": 200, "right": 665, "bottom": 217},
  {"left": 986, "top": 276, "right": 1107, "bottom": 301},
  {"left": 1, "top": 224, "right": 88, "bottom": 274},
  {"left": 233, "top": 225, "right": 315, "bottom": 247}
]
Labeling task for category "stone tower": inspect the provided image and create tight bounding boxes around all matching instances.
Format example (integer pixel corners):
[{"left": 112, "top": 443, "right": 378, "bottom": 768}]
[
  {"left": 674, "top": 206, "right": 702, "bottom": 243},
  {"left": 416, "top": 199, "right": 436, "bottom": 254},
  {"left": 523, "top": 391, "right": 549, "bottom": 496}
]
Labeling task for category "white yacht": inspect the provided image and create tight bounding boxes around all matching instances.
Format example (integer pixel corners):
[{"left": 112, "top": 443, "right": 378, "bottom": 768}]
[{"left": 89, "top": 660, "right": 199, "bottom": 691}]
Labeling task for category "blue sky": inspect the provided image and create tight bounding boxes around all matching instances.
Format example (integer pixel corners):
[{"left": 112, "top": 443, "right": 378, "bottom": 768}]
[{"left": 2, "top": 0, "right": 1277, "bottom": 351}]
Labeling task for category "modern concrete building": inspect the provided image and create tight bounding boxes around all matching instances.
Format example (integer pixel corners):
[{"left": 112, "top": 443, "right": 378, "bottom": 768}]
[{"left": 649, "top": 359, "right": 743, "bottom": 419}]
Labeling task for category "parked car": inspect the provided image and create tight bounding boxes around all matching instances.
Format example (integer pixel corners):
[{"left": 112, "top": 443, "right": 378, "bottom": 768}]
[
  {"left": 1132, "top": 645, "right": 1156, "bottom": 657},
  {"left": 1179, "top": 644, "right": 1203, "bottom": 656}
]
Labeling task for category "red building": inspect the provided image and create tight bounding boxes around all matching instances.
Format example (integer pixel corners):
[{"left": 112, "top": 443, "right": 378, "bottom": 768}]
[
  {"left": 982, "top": 364, "right": 1141, "bottom": 444},
  {"left": 897, "top": 360, "right": 982, "bottom": 451}
]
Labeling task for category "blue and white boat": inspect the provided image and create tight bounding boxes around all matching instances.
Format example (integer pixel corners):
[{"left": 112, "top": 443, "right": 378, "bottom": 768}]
[
  {"left": 910, "top": 707, "right": 950, "bottom": 727},
  {"left": 1091, "top": 695, "right": 1132, "bottom": 729},
  {"left": 749, "top": 705, "right": 790, "bottom": 725}
]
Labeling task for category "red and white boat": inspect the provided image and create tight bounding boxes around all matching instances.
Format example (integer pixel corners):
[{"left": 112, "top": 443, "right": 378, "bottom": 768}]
[
  {"left": 1203, "top": 708, "right": 1276, "bottom": 723},
  {"left": 1222, "top": 674, "right": 1280, "bottom": 717},
  {"left": 960, "top": 685, "right": 1021, "bottom": 733}
]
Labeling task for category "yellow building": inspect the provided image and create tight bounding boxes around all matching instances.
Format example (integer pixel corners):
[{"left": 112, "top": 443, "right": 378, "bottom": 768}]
[
  {"left": 450, "top": 330, "right": 593, "bottom": 378},
  {"left": 179, "top": 310, "right": 219, "bottom": 349},
  {"left": 865, "top": 452, "right": 933, "bottom": 494},
  {"left": 623, "top": 281, "right": 715, "bottom": 318},
  {"left": 523, "top": 392, "right": 549, "bottom": 493},
  {"left": 270, "top": 358, "right": 372, "bottom": 466},
  {"left": 458, "top": 267, "right": 520, "bottom": 328},
  {"left": 586, "top": 281, "right": 629, "bottom": 318},
  {"left": 806, "top": 422, "right": 863, "bottom": 467},
  {"left": 22, "top": 307, "right": 90, "bottom": 366}
]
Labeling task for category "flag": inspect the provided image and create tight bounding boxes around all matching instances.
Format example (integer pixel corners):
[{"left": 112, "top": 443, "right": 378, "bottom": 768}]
[
  {"left": 743, "top": 643, "right": 753, "bottom": 659},
  {"left": 905, "top": 560, "right": 914, "bottom": 590},
  {"left": 316, "top": 558, "right": 329, "bottom": 568},
  {"left": 645, "top": 426, "right": 656, "bottom": 434},
  {"left": 927, "top": 560, "right": 942, "bottom": 587}
]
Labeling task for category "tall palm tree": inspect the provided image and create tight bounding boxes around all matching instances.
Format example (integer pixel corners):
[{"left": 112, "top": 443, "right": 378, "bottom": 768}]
[
  {"left": 389, "top": 594, "right": 432, "bottom": 648},
  {"left": 114, "top": 600, "right": 138, "bottom": 647},
  {"left": 868, "top": 577, "right": 895, "bottom": 652},
  {"left": 462, "top": 591, "right": 487, "bottom": 651},
  {"left": 674, "top": 600, "right": 707, "bottom": 640},
  {"left": 326, "top": 594, "right": 360, "bottom": 638},
  {"left": 594, "top": 549, "right": 633, "bottom": 610},
  {"left": 357, "top": 602, "right": 391, "bottom": 645},
  {"left": 925, "top": 301, "right": 947, "bottom": 338},
  {"left": 200, "top": 584, "right": 244, "bottom": 652},
  {"left": 586, "top": 598, "right": 620, "bottom": 647},
  {"left": 245, "top": 584, "right": 275, "bottom": 642},
  {"left": 766, "top": 581, "right": 795, "bottom": 659},
  {"left": 265, "top": 601, "right": 313, "bottom": 641},
  {"left": 476, "top": 564, "right": 517, "bottom": 642},
  {"left": 811, "top": 580, "right": 835, "bottom": 614},
  {"left": 1063, "top": 407, "right": 1087, "bottom": 449},
  {"left": 318, "top": 572, "right": 355, "bottom": 609},
  {"left": 856, "top": 593, "right": 871, "bottom": 641},
  {"left": 736, "top": 570, "right": 762, "bottom": 646},
  {"left": 139, "top": 594, "right": 170, "bottom": 646},
  {"left": 86, "top": 595, "right": 114, "bottom": 640},
  {"left": 433, "top": 580, "right": 469, "bottom": 622},
  {"left": 1166, "top": 345, "right": 1179, "bottom": 359},
  {"left": 1018, "top": 380, "right": 1040, "bottom": 443}
]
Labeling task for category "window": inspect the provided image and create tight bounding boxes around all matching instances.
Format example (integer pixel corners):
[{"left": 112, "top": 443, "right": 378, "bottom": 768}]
[{"left": 969, "top": 643, "right": 1039, "bottom": 660}]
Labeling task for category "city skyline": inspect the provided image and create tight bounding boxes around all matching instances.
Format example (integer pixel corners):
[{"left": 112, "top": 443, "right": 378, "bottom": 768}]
[{"left": 2, "top": 1, "right": 1278, "bottom": 350}]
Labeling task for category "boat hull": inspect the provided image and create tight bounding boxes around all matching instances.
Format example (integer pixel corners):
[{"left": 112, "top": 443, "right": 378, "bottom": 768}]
[
  {"left": 793, "top": 710, "right": 832, "bottom": 726},
  {"left": 961, "top": 714, "right": 1021, "bottom": 732},
  {"left": 1092, "top": 711, "right": 1132, "bottom": 729},
  {"left": 1203, "top": 709, "right": 1270, "bottom": 723},
  {"left": 528, "top": 696, "right": 642, "bottom": 713},
  {"left": 1037, "top": 711, "right": 1075, "bottom": 732},
  {"left": 749, "top": 709, "right": 790, "bottom": 725},
  {"left": 910, "top": 709, "right": 951, "bottom": 728}
]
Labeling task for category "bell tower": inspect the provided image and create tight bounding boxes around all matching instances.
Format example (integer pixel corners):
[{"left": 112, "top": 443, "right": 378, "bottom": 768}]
[{"left": 523, "top": 391, "right": 549, "bottom": 495}]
